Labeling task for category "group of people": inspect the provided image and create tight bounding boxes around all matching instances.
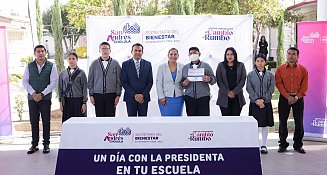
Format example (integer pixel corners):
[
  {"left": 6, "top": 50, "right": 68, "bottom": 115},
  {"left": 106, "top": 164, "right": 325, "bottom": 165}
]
[{"left": 22, "top": 42, "right": 308, "bottom": 156}]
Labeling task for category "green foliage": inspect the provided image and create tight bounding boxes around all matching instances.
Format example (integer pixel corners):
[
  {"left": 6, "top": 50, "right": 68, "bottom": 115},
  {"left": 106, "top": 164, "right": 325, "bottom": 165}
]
[
  {"left": 51, "top": 0, "right": 65, "bottom": 73},
  {"left": 277, "top": 12, "right": 285, "bottom": 67},
  {"left": 9, "top": 74, "right": 23, "bottom": 84},
  {"left": 76, "top": 47, "right": 87, "bottom": 58},
  {"left": 14, "top": 94, "right": 25, "bottom": 121},
  {"left": 113, "top": 0, "right": 127, "bottom": 16},
  {"left": 20, "top": 56, "right": 34, "bottom": 64},
  {"left": 36, "top": 0, "right": 43, "bottom": 44},
  {"left": 231, "top": 0, "right": 239, "bottom": 15},
  {"left": 194, "top": 0, "right": 235, "bottom": 15},
  {"left": 166, "top": 0, "right": 195, "bottom": 15},
  {"left": 66, "top": 0, "right": 113, "bottom": 28},
  {"left": 43, "top": 4, "right": 86, "bottom": 51},
  {"left": 265, "top": 61, "right": 277, "bottom": 70}
]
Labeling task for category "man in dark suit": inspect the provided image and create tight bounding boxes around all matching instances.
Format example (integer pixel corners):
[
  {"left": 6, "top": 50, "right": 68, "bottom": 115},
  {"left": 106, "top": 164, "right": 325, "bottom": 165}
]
[{"left": 121, "top": 43, "right": 153, "bottom": 116}]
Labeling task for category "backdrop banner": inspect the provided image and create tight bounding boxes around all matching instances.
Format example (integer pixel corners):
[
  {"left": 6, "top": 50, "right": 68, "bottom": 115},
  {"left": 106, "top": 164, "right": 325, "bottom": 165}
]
[
  {"left": 0, "top": 26, "right": 12, "bottom": 136},
  {"left": 297, "top": 21, "right": 327, "bottom": 139},
  {"left": 86, "top": 15, "right": 253, "bottom": 116}
]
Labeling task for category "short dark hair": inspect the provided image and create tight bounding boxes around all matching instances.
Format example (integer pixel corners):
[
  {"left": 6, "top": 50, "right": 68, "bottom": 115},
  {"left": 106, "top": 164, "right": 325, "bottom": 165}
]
[
  {"left": 131, "top": 43, "right": 144, "bottom": 51},
  {"left": 223, "top": 47, "right": 239, "bottom": 65},
  {"left": 34, "top": 45, "right": 46, "bottom": 53},
  {"left": 255, "top": 53, "right": 267, "bottom": 62},
  {"left": 68, "top": 52, "right": 78, "bottom": 60},
  {"left": 287, "top": 47, "right": 299, "bottom": 56},
  {"left": 99, "top": 41, "right": 110, "bottom": 48},
  {"left": 189, "top": 47, "right": 200, "bottom": 53}
]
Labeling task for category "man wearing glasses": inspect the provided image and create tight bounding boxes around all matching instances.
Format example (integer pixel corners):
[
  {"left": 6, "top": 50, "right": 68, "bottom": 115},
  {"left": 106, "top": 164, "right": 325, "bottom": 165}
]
[{"left": 88, "top": 42, "right": 122, "bottom": 117}]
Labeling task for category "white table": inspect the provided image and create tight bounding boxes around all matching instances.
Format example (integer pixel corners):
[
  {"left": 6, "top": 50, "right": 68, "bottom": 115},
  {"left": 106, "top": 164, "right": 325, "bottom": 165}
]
[{"left": 55, "top": 117, "right": 262, "bottom": 175}]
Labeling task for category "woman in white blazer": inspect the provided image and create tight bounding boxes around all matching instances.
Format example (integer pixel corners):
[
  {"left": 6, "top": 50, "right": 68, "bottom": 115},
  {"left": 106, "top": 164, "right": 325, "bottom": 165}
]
[{"left": 156, "top": 48, "right": 184, "bottom": 116}]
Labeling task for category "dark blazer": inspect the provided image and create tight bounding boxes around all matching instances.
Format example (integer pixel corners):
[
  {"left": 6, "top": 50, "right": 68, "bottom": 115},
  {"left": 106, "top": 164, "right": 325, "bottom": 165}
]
[
  {"left": 216, "top": 62, "right": 246, "bottom": 108},
  {"left": 121, "top": 58, "right": 153, "bottom": 103}
]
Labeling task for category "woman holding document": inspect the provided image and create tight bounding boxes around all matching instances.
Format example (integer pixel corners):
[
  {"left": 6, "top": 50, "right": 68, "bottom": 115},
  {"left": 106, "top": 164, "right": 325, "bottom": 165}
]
[{"left": 216, "top": 47, "right": 246, "bottom": 116}]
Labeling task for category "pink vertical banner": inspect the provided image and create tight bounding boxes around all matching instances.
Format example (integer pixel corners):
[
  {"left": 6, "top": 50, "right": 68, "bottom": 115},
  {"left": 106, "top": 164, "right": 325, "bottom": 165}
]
[
  {"left": 0, "top": 26, "right": 12, "bottom": 136},
  {"left": 297, "top": 22, "right": 327, "bottom": 139}
]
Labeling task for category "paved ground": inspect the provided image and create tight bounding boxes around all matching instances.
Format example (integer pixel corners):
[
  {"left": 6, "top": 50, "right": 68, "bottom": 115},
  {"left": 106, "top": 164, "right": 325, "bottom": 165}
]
[{"left": 0, "top": 131, "right": 326, "bottom": 175}]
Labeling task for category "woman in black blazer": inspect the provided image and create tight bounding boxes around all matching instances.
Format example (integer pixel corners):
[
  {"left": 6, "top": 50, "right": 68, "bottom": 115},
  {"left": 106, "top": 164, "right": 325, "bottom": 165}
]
[{"left": 216, "top": 47, "right": 246, "bottom": 116}]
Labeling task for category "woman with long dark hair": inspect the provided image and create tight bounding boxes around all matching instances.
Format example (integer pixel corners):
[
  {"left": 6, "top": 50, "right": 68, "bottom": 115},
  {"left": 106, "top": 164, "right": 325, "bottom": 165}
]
[
  {"left": 216, "top": 47, "right": 246, "bottom": 116},
  {"left": 259, "top": 36, "right": 268, "bottom": 56}
]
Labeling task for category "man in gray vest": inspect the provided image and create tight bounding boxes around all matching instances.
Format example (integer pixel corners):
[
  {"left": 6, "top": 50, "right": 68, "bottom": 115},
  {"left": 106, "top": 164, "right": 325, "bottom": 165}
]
[{"left": 22, "top": 45, "right": 58, "bottom": 154}]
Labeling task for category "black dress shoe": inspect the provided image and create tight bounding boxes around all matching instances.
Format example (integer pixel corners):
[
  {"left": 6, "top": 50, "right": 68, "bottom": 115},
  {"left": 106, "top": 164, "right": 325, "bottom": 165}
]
[
  {"left": 43, "top": 145, "right": 50, "bottom": 154},
  {"left": 27, "top": 146, "right": 39, "bottom": 154},
  {"left": 277, "top": 147, "right": 286, "bottom": 153},
  {"left": 294, "top": 147, "right": 306, "bottom": 154},
  {"left": 260, "top": 146, "right": 268, "bottom": 154}
]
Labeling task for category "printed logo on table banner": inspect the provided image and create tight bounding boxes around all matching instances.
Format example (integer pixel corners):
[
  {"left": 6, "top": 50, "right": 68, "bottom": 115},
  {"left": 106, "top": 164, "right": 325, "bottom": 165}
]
[
  {"left": 322, "top": 36, "right": 327, "bottom": 43},
  {"left": 144, "top": 29, "right": 180, "bottom": 43},
  {"left": 188, "top": 131, "right": 214, "bottom": 142},
  {"left": 107, "top": 23, "right": 140, "bottom": 43},
  {"left": 203, "top": 27, "right": 234, "bottom": 41},
  {"left": 132, "top": 132, "right": 163, "bottom": 143},
  {"left": 311, "top": 118, "right": 327, "bottom": 127},
  {"left": 103, "top": 127, "right": 132, "bottom": 143},
  {"left": 300, "top": 32, "right": 320, "bottom": 44}
]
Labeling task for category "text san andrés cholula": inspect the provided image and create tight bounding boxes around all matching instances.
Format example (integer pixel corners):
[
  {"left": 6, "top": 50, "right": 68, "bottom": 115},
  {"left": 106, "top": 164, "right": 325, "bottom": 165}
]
[{"left": 94, "top": 152, "right": 224, "bottom": 174}]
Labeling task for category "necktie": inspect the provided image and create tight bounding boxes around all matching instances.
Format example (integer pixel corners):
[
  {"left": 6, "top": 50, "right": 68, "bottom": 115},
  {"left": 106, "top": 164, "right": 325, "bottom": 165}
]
[{"left": 136, "top": 60, "right": 140, "bottom": 77}]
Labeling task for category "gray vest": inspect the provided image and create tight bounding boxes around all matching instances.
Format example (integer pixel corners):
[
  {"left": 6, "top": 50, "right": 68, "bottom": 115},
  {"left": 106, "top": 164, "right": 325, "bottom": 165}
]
[{"left": 27, "top": 60, "right": 53, "bottom": 100}]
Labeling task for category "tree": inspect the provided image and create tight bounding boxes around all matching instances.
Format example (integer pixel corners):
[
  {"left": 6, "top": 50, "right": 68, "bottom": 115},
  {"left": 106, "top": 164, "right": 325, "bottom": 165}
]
[
  {"left": 66, "top": 0, "right": 113, "bottom": 28},
  {"left": 231, "top": 0, "right": 239, "bottom": 15},
  {"left": 51, "top": 0, "right": 64, "bottom": 73},
  {"left": 114, "top": 0, "right": 127, "bottom": 16},
  {"left": 239, "top": 0, "right": 285, "bottom": 53},
  {"left": 276, "top": 12, "right": 284, "bottom": 66},
  {"left": 43, "top": 5, "right": 86, "bottom": 51},
  {"left": 36, "top": 0, "right": 43, "bottom": 44}
]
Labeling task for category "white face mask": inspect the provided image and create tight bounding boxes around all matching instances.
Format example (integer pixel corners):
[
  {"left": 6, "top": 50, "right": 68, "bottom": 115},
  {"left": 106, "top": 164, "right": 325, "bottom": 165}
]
[{"left": 189, "top": 54, "right": 199, "bottom": 62}]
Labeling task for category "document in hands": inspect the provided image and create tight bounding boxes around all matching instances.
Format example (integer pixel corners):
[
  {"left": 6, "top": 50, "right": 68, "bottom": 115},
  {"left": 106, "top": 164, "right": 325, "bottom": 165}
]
[{"left": 188, "top": 68, "right": 204, "bottom": 81}]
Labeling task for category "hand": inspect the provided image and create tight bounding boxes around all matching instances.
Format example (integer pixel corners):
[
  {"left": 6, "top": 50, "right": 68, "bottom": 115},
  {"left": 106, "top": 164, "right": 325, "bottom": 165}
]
[
  {"left": 256, "top": 99, "right": 265, "bottom": 108},
  {"left": 114, "top": 96, "right": 120, "bottom": 108},
  {"left": 202, "top": 75, "right": 211, "bottom": 83},
  {"left": 81, "top": 104, "right": 86, "bottom": 113},
  {"left": 90, "top": 96, "right": 95, "bottom": 105},
  {"left": 228, "top": 91, "right": 235, "bottom": 98},
  {"left": 34, "top": 93, "right": 43, "bottom": 102},
  {"left": 160, "top": 98, "right": 167, "bottom": 106},
  {"left": 287, "top": 96, "right": 296, "bottom": 105},
  {"left": 60, "top": 101, "right": 63, "bottom": 112},
  {"left": 135, "top": 94, "right": 144, "bottom": 104},
  {"left": 182, "top": 79, "right": 190, "bottom": 87}
]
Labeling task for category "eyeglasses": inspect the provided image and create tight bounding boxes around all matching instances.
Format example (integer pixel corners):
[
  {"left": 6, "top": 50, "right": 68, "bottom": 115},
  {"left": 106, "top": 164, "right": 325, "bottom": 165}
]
[{"left": 100, "top": 48, "right": 110, "bottom": 51}]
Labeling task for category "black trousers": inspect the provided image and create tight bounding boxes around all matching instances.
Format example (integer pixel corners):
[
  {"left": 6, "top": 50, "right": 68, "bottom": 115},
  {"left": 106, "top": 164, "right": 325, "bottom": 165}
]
[
  {"left": 93, "top": 93, "right": 116, "bottom": 117},
  {"left": 220, "top": 97, "right": 242, "bottom": 116},
  {"left": 62, "top": 97, "right": 85, "bottom": 123},
  {"left": 185, "top": 96, "right": 210, "bottom": 116},
  {"left": 278, "top": 95, "right": 304, "bottom": 148},
  {"left": 28, "top": 100, "right": 51, "bottom": 147},
  {"left": 126, "top": 99, "right": 149, "bottom": 117}
]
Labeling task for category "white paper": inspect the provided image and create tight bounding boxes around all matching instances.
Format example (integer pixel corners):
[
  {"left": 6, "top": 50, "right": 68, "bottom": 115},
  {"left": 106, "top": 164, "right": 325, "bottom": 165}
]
[{"left": 188, "top": 68, "right": 204, "bottom": 81}]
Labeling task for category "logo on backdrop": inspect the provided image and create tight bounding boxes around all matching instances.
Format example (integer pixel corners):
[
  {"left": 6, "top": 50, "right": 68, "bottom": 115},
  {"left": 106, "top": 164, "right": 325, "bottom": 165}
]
[
  {"left": 144, "top": 29, "right": 180, "bottom": 43},
  {"left": 107, "top": 23, "right": 140, "bottom": 43},
  {"left": 188, "top": 131, "right": 214, "bottom": 142},
  {"left": 132, "top": 132, "right": 163, "bottom": 143},
  {"left": 300, "top": 32, "right": 320, "bottom": 44},
  {"left": 203, "top": 27, "right": 233, "bottom": 41},
  {"left": 311, "top": 118, "right": 327, "bottom": 127},
  {"left": 103, "top": 127, "right": 132, "bottom": 143}
]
